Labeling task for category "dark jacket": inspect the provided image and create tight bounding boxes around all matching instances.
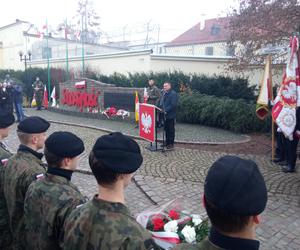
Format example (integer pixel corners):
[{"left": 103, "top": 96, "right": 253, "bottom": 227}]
[
  {"left": 12, "top": 85, "right": 23, "bottom": 104},
  {"left": 160, "top": 89, "right": 178, "bottom": 119},
  {"left": 0, "top": 87, "right": 13, "bottom": 114}
]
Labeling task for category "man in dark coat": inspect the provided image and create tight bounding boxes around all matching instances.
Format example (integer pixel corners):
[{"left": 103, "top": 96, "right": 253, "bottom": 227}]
[
  {"left": 159, "top": 82, "right": 178, "bottom": 150},
  {"left": 12, "top": 84, "right": 25, "bottom": 122},
  {"left": 0, "top": 82, "right": 14, "bottom": 115}
]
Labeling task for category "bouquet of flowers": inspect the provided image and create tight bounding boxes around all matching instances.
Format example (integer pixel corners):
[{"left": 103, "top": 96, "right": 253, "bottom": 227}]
[{"left": 136, "top": 199, "right": 209, "bottom": 249}]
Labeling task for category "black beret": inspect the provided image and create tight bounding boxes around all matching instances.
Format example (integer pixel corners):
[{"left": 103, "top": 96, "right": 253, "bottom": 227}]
[
  {"left": 92, "top": 132, "right": 143, "bottom": 174},
  {"left": 204, "top": 155, "right": 267, "bottom": 216},
  {"left": 0, "top": 113, "right": 15, "bottom": 128},
  {"left": 45, "top": 131, "right": 85, "bottom": 158},
  {"left": 18, "top": 116, "right": 50, "bottom": 133}
]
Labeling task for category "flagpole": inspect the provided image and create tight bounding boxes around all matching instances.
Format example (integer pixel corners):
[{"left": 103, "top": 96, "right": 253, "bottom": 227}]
[
  {"left": 269, "top": 55, "right": 275, "bottom": 161},
  {"left": 81, "top": 14, "right": 85, "bottom": 77},
  {"left": 65, "top": 18, "right": 69, "bottom": 80},
  {"left": 46, "top": 19, "right": 51, "bottom": 100}
]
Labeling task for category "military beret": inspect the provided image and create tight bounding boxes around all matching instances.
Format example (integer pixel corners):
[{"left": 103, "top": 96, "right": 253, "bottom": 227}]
[
  {"left": 204, "top": 155, "right": 267, "bottom": 216},
  {"left": 92, "top": 132, "right": 143, "bottom": 174},
  {"left": 45, "top": 131, "right": 84, "bottom": 158},
  {"left": 17, "top": 116, "right": 50, "bottom": 133},
  {"left": 0, "top": 113, "right": 15, "bottom": 128}
]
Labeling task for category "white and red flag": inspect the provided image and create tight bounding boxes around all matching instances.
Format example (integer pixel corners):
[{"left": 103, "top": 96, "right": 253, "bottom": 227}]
[
  {"left": 75, "top": 81, "right": 86, "bottom": 89},
  {"left": 256, "top": 56, "right": 273, "bottom": 120},
  {"left": 38, "top": 24, "right": 47, "bottom": 40},
  {"left": 272, "top": 36, "right": 300, "bottom": 140},
  {"left": 50, "top": 86, "right": 56, "bottom": 107},
  {"left": 43, "top": 85, "right": 49, "bottom": 109}
]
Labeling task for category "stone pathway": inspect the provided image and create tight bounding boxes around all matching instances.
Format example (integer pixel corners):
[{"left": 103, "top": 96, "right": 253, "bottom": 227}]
[
  {"left": 24, "top": 108, "right": 249, "bottom": 144},
  {"left": 4, "top": 110, "right": 300, "bottom": 250}
]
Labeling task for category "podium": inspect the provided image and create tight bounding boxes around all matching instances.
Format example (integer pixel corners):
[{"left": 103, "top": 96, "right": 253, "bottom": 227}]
[{"left": 139, "top": 103, "right": 165, "bottom": 152}]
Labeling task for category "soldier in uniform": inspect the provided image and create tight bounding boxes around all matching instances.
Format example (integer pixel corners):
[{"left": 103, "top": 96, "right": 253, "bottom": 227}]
[
  {"left": 0, "top": 113, "right": 15, "bottom": 250},
  {"left": 174, "top": 156, "right": 268, "bottom": 250},
  {"left": 146, "top": 78, "right": 161, "bottom": 106},
  {"left": 32, "top": 77, "right": 44, "bottom": 110},
  {"left": 3, "top": 116, "right": 50, "bottom": 250},
  {"left": 62, "top": 132, "right": 160, "bottom": 250},
  {"left": 24, "top": 131, "right": 87, "bottom": 250}
]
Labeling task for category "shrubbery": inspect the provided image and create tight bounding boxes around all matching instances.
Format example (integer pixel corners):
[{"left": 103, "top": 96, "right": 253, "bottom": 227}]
[
  {"left": 1, "top": 67, "right": 267, "bottom": 133},
  {"left": 177, "top": 92, "right": 271, "bottom": 133}
]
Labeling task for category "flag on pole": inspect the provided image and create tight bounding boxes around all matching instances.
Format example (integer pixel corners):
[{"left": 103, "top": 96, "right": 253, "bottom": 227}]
[
  {"left": 75, "top": 30, "right": 81, "bottom": 40},
  {"left": 51, "top": 86, "right": 56, "bottom": 107},
  {"left": 256, "top": 56, "right": 273, "bottom": 120},
  {"left": 272, "top": 36, "right": 300, "bottom": 140},
  {"left": 143, "top": 87, "right": 148, "bottom": 103},
  {"left": 135, "top": 91, "right": 139, "bottom": 122},
  {"left": 43, "top": 85, "right": 49, "bottom": 109},
  {"left": 38, "top": 24, "right": 47, "bottom": 40}
]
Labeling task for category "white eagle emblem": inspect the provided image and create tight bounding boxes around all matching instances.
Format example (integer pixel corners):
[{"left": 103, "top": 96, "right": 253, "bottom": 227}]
[{"left": 141, "top": 112, "right": 152, "bottom": 134}]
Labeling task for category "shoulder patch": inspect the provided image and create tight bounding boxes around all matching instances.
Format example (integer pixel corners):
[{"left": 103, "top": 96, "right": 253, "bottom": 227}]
[
  {"left": 36, "top": 173, "right": 45, "bottom": 180},
  {"left": 0, "top": 158, "right": 8, "bottom": 166}
]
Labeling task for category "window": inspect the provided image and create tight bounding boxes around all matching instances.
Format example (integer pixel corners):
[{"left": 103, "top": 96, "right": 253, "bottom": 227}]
[
  {"left": 226, "top": 46, "right": 235, "bottom": 56},
  {"left": 205, "top": 46, "right": 214, "bottom": 55},
  {"left": 211, "top": 25, "right": 220, "bottom": 36},
  {"left": 42, "top": 47, "right": 52, "bottom": 59}
]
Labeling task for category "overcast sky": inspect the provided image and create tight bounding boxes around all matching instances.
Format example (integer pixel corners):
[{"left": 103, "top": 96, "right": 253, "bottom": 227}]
[{"left": 0, "top": 0, "right": 237, "bottom": 42}]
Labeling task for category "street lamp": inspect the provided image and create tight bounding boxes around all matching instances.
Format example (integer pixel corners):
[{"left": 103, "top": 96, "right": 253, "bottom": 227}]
[{"left": 19, "top": 50, "right": 31, "bottom": 92}]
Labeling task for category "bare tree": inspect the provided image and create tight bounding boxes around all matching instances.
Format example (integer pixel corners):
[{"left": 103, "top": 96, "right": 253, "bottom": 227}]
[
  {"left": 72, "top": 0, "right": 101, "bottom": 44},
  {"left": 227, "top": 0, "right": 300, "bottom": 71}
]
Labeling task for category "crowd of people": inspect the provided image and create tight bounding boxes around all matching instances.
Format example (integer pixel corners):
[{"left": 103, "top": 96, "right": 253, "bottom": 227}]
[
  {"left": 0, "top": 112, "right": 268, "bottom": 250},
  {"left": 0, "top": 74, "right": 25, "bottom": 122}
]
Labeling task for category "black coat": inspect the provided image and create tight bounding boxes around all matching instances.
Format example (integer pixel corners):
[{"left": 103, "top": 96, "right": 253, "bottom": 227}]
[
  {"left": 160, "top": 89, "right": 178, "bottom": 119},
  {"left": 0, "top": 87, "right": 13, "bottom": 114}
]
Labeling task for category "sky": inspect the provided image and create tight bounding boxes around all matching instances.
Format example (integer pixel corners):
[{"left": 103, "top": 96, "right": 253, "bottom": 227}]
[{"left": 0, "top": 0, "right": 237, "bottom": 42}]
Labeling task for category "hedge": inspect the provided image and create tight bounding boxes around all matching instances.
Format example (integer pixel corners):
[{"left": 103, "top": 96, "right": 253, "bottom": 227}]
[
  {"left": 177, "top": 92, "right": 271, "bottom": 133},
  {"left": 0, "top": 68, "right": 256, "bottom": 102}
]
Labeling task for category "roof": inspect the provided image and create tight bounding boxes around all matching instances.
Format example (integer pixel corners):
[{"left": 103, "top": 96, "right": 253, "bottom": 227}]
[
  {"left": 166, "top": 17, "right": 231, "bottom": 47},
  {"left": 0, "top": 19, "right": 30, "bottom": 31}
]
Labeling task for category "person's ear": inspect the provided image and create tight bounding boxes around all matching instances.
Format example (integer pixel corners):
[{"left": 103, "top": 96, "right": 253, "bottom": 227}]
[
  {"left": 202, "top": 194, "right": 206, "bottom": 209},
  {"left": 253, "top": 215, "right": 261, "bottom": 225}
]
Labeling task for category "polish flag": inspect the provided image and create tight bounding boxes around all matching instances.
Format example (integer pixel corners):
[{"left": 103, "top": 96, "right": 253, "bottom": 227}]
[
  {"left": 43, "top": 86, "right": 49, "bottom": 109},
  {"left": 75, "top": 81, "right": 86, "bottom": 89},
  {"left": 51, "top": 86, "right": 56, "bottom": 107},
  {"left": 75, "top": 30, "right": 81, "bottom": 40},
  {"left": 38, "top": 24, "right": 47, "bottom": 40}
]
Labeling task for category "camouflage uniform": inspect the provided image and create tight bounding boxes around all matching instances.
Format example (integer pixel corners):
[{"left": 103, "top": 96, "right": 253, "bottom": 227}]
[
  {"left": 33, "top": 80, "right": 44, "bottom": 110},
  {"left": 63, "top": 195, "right": 161, "bottom": 250},
  {"left": 24, "top": 172, "right": 87, "bottom": 250},
  {"left": 0, "top": 142, "right": 13, "bottom": 249},
  {"left": 3, "top": 145, "right": 46, "bottom": 250},
  {"left": 147, "top": 85, "right": 161, "bottom": 106}
]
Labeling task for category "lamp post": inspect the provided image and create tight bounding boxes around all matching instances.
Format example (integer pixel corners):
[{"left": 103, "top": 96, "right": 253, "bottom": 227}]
[{"left": 19, "top": 50, "right": 31, "bottom": 94}]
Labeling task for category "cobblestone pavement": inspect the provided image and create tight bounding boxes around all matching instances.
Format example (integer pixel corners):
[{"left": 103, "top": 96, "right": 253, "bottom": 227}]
[
  {"left": 24, "top": 108, "right": 249, "bottom": 144},
  {"left": 4, "top": 113, "right": 300, "bottom": 250}
]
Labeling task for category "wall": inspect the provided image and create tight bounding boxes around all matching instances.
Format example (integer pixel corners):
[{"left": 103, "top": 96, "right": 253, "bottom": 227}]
[
  {"left": 165, "top": 42, "right": 229, "bottom": 56},
  {"left": 28, "top": 49, "right": 283, "bottom": 87},
  {"left": 0, "top": 22, "right": 29, "bottom": 70}
]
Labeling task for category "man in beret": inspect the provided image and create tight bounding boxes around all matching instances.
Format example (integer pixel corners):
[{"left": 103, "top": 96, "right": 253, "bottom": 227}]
[
  {"left": 174, "top": 155, "right": 268, "bottom": 250},
  {"left": 0, "top": 113, "right": 15, "bottom": 250},
  {"left": 3, "top": 116, "right": 50, "bottom": 250},
  {"left": 24, "top": 131, "right": 87, "bottom": 250},
  {"left": 62, "top": 132, "right": 160, "bottom": 250}
]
